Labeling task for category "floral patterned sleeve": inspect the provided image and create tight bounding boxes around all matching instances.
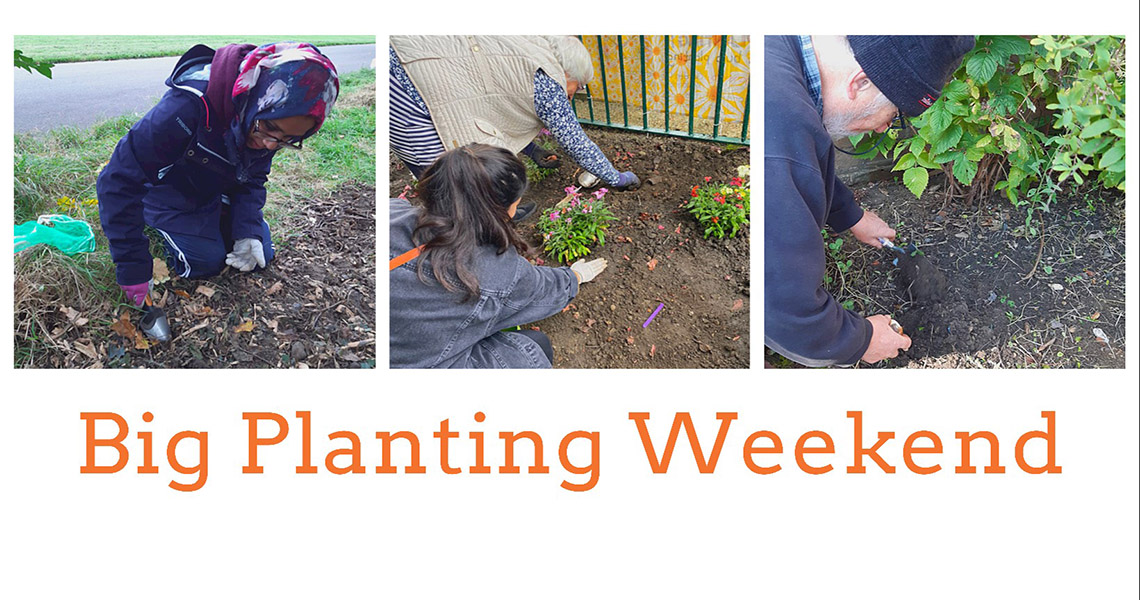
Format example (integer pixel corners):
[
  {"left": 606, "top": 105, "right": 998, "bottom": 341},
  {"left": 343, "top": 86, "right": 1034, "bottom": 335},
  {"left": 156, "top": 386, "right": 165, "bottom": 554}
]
[{"left": 533, "top": 70, "right": 622, "bottom": 185}]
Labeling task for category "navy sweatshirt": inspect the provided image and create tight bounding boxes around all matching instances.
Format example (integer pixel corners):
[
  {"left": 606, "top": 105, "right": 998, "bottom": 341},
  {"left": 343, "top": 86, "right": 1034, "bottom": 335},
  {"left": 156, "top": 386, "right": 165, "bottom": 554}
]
[{"left": 764, "top": 36, "right": 873, "bottom": 366}]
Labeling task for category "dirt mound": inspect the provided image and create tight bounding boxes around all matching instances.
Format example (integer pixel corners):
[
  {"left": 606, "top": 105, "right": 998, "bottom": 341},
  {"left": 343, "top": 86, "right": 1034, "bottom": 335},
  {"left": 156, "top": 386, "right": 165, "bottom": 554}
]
[
  {"left": 896, "top": 252, "right": 948, "bottom": 304},
  {"left": 830, "top": 179, "right": 1125, "bottom": 368}
]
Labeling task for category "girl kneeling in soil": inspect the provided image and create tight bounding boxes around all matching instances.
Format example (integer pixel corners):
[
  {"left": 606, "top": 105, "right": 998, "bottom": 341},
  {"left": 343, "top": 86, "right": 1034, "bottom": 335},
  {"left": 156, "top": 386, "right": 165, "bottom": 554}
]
[
  {"left": 97, "top": 42, "right": 339, "bottom": 306},
  {"left": 390, "top": 144, "right": 607, "bottom": 368}
]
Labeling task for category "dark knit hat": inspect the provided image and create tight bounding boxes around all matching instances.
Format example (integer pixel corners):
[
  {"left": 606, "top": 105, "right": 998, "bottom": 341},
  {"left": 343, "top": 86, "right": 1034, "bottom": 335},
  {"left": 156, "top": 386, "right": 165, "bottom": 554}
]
[{"left": 848, "top": 36, "right": 976, "bottom": 116}]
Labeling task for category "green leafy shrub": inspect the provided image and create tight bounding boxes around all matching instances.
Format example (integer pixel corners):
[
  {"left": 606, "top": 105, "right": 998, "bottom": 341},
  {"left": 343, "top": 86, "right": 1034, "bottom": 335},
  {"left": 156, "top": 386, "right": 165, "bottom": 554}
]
[
  {"left": 538, "top": 186, "right": 616, "bottom": 263},
  {"left": 852, "top": 35, "right": 1125, "bottom": 232},
  {"left": 686, "top": 166, "right": 750, "bottom": 239}
]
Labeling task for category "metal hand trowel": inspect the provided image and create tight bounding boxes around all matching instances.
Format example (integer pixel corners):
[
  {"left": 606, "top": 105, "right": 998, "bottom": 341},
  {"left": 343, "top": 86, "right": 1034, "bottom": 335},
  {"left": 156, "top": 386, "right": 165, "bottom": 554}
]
[{"left": 140, "top": 295, "right": 172, "bottom": 343}]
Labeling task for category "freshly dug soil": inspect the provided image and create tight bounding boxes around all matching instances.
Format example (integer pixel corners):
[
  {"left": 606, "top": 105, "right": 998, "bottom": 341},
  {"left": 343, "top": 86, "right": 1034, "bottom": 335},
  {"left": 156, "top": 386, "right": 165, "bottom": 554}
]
[
  {"left": 29, "top": 183, "right": 377, "bottom": 369},
  {"left": 896, "top": 251, "right": 948, "bottom": 304},
  {"left": 805, "top": 177, "right": 1126, "bottom": 368},
  {"left": 389, "top": 126, "right": 751, "bottom": 368}
]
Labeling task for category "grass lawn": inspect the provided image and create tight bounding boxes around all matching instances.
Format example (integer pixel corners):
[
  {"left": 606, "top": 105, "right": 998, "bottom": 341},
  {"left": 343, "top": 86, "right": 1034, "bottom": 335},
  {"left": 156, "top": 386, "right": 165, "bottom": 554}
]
[
  {"left": 12, "top": 68, "right": 376, "bottom": 367},
  {"left": 14, "top": 35, "right": 375, "bottom": 64}
]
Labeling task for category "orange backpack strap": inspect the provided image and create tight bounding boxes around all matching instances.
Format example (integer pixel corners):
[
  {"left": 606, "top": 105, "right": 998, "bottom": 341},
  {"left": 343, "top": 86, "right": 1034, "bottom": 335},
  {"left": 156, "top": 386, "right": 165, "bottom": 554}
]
[{"left": 389, "top": 245, "right": 425, "bottom": 271}]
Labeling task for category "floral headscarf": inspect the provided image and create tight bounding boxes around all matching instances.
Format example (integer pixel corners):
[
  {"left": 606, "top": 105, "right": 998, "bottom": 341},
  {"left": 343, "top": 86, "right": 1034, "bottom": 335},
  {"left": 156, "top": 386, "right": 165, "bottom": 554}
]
[{"left": 226, "top": 42, "right": 339, "bottom": 176}]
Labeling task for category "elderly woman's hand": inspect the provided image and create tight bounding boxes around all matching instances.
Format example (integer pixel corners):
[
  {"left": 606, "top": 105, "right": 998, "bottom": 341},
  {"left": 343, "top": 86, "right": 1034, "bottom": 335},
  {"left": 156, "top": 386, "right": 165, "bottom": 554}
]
[{"left": 613, "top": 171, "right": 641, "bottom": 191}]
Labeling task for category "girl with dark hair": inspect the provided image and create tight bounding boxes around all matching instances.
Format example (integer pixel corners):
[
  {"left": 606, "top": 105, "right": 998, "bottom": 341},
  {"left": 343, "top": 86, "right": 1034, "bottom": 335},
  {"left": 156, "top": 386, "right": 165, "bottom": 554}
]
[{"left": 390, "top": 143, "right": 607, "bottom": 368}]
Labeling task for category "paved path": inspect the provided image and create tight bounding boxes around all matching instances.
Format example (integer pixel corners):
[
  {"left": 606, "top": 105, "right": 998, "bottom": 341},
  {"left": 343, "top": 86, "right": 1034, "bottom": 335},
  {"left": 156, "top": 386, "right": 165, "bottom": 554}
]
[{"left": 14, "top": 44, "right": 376, "bottom": 134}]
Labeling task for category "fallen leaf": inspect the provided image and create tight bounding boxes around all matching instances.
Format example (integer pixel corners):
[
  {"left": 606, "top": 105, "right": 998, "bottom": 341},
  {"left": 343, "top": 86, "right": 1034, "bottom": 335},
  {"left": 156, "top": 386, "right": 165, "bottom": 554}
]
[
  {"left": 59, "top": 306, "right": 89, "bottom": 327},
  {"left": 234, "top": 320, "right": 255, "bottom": 333},
  {"left": 133, "top": 332, "right": 151, "bottom": 350},
  {"left": 174, "top": 289, "right": 192, "bottom": 299},
  {"left": 110, "top": 311, "right": 137, "bottom": 339},
  {"left": 265, "top": 281, "right": 284, "bottom": 296},
  {"left": 196, "top": 285, "right": 216, "bottom": 298},
  {"left": 186, "top": 304, "right": 215, "bottom": 317},
  {"left": 674, "top": 225, "right": 681, "bottom": 234},
  {"left": 152, "top": 258, "right": 171, "bottom": 284},
  {"left": 647, "top": 258, "right": 658, "bottom": 271},
  {"left": 626, "top": 337, "right": 635, "bottom": 345},
  {"left": 1091, "top": 312, "right": 1100, "bottom": 320},
  {"left": 731, "top": 299, "right": 744, "bottom": 311},
  {"left": 74, "top": 340, "right": 99, "bottom": 360}
]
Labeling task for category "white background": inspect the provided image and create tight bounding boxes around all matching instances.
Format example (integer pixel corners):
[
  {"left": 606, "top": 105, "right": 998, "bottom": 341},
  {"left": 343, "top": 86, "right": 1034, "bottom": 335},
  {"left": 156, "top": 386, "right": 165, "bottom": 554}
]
[{"left": 2, "top": 2, "right": 1138, "bottom": 598}]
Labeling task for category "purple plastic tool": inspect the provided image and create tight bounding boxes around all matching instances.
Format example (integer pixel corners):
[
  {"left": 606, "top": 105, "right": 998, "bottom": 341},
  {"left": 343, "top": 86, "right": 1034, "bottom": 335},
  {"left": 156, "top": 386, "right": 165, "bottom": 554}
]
[{"left": 642, "top": 303, "right": 665, "bottom": 328}]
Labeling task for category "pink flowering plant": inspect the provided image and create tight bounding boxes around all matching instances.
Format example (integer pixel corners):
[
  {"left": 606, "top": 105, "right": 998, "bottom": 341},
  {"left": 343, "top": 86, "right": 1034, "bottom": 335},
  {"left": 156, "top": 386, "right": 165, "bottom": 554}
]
[
  {"left": 537, "top": 186, "right": 616, "bottom": 263},
  {"left": 686, "top": 166, "right": 750, "bottom": 239}
]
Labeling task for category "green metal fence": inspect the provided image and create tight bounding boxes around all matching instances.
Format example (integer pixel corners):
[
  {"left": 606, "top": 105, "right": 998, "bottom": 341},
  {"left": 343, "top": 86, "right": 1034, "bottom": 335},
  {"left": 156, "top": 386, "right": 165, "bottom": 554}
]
[{"left": 572, "top": 35, "right": 750, "bottom": 144}]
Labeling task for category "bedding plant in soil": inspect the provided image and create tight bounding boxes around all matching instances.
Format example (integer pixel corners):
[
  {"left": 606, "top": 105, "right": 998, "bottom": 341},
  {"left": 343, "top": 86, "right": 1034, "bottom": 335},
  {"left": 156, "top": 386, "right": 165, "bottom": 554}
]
[
  {"left": 773, "top": 176, "right": 1125, "bottom": 369},
  {"left": 389, "top": 126, "right": 750, "bottom": 368}
]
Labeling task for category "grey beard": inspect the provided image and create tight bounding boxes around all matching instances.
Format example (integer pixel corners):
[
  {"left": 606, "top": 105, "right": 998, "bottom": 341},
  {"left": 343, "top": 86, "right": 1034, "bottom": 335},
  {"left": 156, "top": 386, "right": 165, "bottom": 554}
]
[{"left": 823, "top": 93, "right": 894, "bottom": 139}]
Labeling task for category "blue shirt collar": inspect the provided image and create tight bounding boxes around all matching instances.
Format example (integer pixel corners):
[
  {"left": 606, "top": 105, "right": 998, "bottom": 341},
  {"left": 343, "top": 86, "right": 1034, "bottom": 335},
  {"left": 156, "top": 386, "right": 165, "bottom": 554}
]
[{"left": 798, "top": 35, "right": 824, "bottom": 118}]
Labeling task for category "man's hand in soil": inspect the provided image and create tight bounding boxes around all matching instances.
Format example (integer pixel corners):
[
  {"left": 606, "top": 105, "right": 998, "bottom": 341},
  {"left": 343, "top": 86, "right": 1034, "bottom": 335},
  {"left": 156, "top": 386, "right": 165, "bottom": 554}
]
[
  {"left": 225, "top": 238, "right": 266, "bottom": 272},
  {"left": 861, "top": 314, "right": 912, "bottom": 363},
  {"left": 849, "top": 210, "right": 896, "bottom": 248}
]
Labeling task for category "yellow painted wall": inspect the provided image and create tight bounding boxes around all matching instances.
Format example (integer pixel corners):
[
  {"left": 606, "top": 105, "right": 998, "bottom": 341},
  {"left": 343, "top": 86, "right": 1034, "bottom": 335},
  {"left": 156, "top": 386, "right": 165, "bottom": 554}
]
[{"left": 580, "top": 35, "right": 750, "bottom": 125}]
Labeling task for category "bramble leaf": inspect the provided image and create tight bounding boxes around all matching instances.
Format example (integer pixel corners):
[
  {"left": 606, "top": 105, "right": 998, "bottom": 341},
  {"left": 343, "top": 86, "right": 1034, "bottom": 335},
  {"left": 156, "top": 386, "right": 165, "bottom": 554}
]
[{"left": 903, "top": 167, "right": 929, "bottom": 198}]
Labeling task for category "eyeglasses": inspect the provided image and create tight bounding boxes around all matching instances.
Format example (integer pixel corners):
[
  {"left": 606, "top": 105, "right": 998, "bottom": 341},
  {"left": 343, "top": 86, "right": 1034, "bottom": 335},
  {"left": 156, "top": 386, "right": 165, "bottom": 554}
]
[
  {"left": 888, "top": 111, "right": 909, "bottom": 132},
  {"left": 834, "top": 110, "right": 910, "bottom": 157},
  {"left": 252, "top": 120, "right": 305, "bottom": 150}
]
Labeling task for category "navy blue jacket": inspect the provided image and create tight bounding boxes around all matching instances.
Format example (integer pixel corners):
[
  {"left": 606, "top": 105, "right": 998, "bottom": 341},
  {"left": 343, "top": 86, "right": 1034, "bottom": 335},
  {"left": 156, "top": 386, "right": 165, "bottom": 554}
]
[
  {"left": 764, "top": 35, "right": 873, "bottom": 366},
  {"left": 96, "top": 45, "right": 274, "bottom": 286}
]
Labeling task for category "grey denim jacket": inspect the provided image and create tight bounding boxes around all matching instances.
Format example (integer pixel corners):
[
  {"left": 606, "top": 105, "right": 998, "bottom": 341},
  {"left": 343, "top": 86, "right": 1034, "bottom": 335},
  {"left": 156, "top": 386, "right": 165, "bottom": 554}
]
[{"left": 389, "top": 198, "right": 579, "bottom": 368}]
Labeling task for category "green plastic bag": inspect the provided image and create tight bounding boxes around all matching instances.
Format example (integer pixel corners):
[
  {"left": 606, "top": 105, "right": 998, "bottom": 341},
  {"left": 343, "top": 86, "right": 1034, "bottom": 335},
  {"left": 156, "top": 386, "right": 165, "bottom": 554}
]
[{"left": 14, "top": 214, "right": 96, "bottom": 255}]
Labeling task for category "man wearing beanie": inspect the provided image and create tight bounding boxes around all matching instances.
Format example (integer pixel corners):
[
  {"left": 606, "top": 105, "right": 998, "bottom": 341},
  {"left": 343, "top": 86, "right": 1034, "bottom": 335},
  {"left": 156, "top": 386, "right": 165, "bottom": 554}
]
[{"left": 764, "top": 35, "right": 974, "bottom": 367}]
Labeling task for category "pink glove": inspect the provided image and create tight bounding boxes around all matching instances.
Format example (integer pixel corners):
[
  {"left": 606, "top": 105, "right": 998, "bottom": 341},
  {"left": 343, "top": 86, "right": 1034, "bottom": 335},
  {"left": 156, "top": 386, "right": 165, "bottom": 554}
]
[{"left": 120, "top": 282, "right": 150, "bottom": 307}]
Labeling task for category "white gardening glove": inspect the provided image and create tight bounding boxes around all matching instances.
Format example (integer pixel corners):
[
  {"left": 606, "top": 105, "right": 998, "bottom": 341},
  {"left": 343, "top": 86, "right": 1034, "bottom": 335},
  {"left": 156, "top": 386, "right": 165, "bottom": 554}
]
[
  {"left": 570, "top": 258, "right": 608, "bottom": 283},
  {"left": 225, "top": 238, "right": 266, "bottom": 272}
]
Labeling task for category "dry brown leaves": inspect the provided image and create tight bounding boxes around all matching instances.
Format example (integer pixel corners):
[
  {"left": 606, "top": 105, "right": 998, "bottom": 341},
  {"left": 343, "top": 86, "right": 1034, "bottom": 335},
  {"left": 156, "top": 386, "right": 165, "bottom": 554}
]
[{"left": 110, "top": 311, "right": 151, "bottom": 350}]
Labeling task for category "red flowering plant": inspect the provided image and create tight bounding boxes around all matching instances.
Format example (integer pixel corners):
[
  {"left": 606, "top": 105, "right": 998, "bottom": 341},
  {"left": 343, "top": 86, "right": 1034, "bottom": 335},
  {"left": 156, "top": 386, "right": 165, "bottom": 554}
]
[
  {"left": 686, "top": 165, "right": 750, "bottom": 239},
  {"left": 537, "top": 186, "right": 617, "bottom": 263}
]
